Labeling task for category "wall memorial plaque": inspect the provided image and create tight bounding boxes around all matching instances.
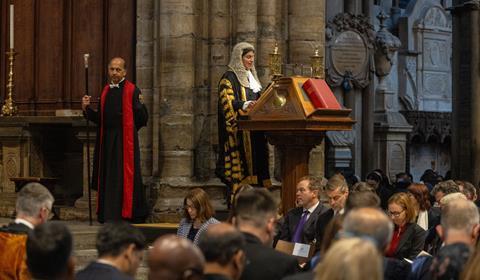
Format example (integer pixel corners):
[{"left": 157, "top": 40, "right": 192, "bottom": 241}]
[
  {"left": 331, "top": 30, "right": 368, "bottom": 77},
  {"left": 325, "top": 13, "right": 375, "bottom": 89}
]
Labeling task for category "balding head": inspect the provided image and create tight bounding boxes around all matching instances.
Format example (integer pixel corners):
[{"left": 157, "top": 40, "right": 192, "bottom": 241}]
[
  {"left": 342, "top": 207, "right": 394, "bottom": 252},
  {"left": 148, "top": 235, "right": 205, "bottom": 280}
]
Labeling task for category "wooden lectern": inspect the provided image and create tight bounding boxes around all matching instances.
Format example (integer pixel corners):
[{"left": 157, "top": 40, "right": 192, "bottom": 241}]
[{"left": 238, "top": 76, "right": 354, "bottom": 213}]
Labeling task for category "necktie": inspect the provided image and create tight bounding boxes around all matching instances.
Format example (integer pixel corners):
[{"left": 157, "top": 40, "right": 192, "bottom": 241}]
[
  {"left": 292, "top": 210, "right": 308, "bottom": 243},
  {"left": 109, "top": 84, "right": 120, "bottom": 88}
]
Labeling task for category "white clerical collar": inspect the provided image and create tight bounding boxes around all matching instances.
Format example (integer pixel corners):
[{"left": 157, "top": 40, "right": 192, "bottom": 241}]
[
  {"left": 14, "top": 218, "right": 34, "bottom": 229},
  {"left": 247, "top": 71, "right": 262, "bottom": 93},
  {"left": 110, "top": 78, "right": 125, "bottom": 88}
]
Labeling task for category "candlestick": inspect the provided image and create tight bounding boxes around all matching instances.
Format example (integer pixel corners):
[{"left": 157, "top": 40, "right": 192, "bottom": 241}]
[
  {"left": 2, "top": 49, "right": 18, "bottom": 116},
  {"left": 9, "top": 4, "right": 14, "bottom": 49}
]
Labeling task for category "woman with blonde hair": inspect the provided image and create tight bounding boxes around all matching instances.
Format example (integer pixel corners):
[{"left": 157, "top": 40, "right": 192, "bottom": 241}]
[
  {"left": 385, "top": 192, "right": 426, "bottom": 260},
  {"left": 315, "top": 238, "right": 382, "bottom": 280},
  {"left": 177, "top": 188, "right": 219, "bottom": 244}
]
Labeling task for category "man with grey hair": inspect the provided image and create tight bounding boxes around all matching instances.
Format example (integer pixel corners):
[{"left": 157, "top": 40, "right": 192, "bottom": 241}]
[
  {"left": 233, "top": 189, "right": 298, "bottom": 280},
  {"left": 0, "top": 182, "right": 54, "bottom": 280},
  {"left": 277, "top": 176, "right": 328, "bottom": 244},
  {"left": 341, "top": 207, "right": 411, "bottom": 280},
  {"left": 427, "top": 199, "right": 480, "bottom": 279},
  {"left": 430, "top": 180, "right": 460, "bottom": 204}
]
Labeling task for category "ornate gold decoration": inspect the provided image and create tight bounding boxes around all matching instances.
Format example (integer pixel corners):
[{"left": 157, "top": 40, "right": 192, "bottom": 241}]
[
  {"left": 268, "top": 43, "right": 282, "bottom": 80},
  {"left": 310, "top": 47, "right": 324, "bottom": 79},
  {"left": 2, "top": 49, "right": 18, "bottom": 116}
]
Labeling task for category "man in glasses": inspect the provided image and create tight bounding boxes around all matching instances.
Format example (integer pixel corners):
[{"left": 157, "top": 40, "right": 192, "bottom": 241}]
[{"left": 0, "top": 182, "right": 54, "bottom": 280}]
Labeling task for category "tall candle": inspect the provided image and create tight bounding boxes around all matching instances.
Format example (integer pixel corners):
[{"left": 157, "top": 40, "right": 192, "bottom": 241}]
[{"left": 9, "top": 4, "right": 14, "bottom": 49}]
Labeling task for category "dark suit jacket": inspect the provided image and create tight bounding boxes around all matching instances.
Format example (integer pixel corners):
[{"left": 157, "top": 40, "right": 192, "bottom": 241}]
[
  {"left": 281, "top": 272, "right": 314, "bottom": 280},
  {"left": 76, "top": 262, "right": 133, "bottom": 280},
  {"left": 391, "top": 223, "right": 426, "bottom": 260},
  {"left": 314, "top": 208, "right": 335, "bottom": 249},
  {"left": 240, "top": 232, "right": 299, "bottom": 280},
  {"left": 0, "top": 222, "right": 32, "bottom": 235},
  {"left": 278, "top": 203, "right": 328, "bottom": 244}
]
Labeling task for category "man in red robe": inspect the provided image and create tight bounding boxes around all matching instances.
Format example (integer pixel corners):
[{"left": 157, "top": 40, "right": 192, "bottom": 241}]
[{"left": 82, "top": 57, "right": 148, "bottom": 223}]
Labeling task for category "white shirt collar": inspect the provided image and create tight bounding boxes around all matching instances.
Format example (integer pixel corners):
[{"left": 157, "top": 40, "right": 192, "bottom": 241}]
[
  {"left": 110, "top": 77, "right": 125, "bottom": 88},
  {"left": 247, "top": 71, "right": 262, "bottom": 93},
  {"left": 14, "top": 218, "right": 34, "bottom": 229},
  {"left": 305, "top": 201, "right": 320, "bottom": 214}
]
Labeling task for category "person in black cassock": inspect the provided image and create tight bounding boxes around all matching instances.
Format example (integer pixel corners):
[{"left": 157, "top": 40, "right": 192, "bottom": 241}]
[
  {"left": 82, "top": 57, "right": 148, "bottom": 223},
  {"left": 216, "top": 42, "right": 271, "bottom": 198}
]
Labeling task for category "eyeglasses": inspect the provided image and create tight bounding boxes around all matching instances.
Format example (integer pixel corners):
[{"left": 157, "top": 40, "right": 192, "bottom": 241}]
[{"left": 388, "top": 209, "right": 405, "bottom": 217}]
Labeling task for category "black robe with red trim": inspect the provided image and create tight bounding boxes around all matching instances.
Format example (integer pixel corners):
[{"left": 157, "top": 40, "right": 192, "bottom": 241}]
[{"left": 84, "top": 79, "right": 148, "bottom": 223}]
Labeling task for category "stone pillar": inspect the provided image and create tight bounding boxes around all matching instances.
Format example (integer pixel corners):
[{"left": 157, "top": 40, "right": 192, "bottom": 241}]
[
  {"left": 451, "top": 0, "right": 480, "bottom": 184},
  {"left": 235, "top": 0, "right": 258, "bottom": 44},
  {"left": 136, "top": 0, "right": 154, "bottom": 178},
  {"left": 208, "top": 0, "right": 231, "bottom": 179},
  {"left": 288, "top": 0, "right": 326, "bottom": 177},
  {"left": 157, "top": 0, "right": 196, "bottom": 179}
]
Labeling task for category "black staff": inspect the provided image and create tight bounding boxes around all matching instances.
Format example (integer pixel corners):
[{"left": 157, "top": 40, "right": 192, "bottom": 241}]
[{"left": 84, "top": 53, "right": 93, "bottom": 226}]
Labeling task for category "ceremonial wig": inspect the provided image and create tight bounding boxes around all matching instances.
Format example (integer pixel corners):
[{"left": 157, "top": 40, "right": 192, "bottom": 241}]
[{"left": 227, "top": 42, "right": 261, "bottom": 88}]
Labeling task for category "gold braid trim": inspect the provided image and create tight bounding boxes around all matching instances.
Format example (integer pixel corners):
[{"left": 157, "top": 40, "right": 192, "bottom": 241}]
[{"left": 219, "top": 78, "right": 244, "bottom": 187}]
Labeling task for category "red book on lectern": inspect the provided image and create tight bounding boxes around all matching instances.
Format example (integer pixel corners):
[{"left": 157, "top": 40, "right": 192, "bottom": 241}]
[{"left": 302, "top": 79, "right": 341, "bottom": 109}]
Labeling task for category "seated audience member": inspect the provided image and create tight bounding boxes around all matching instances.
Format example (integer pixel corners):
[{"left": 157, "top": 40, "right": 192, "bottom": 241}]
[
  {"left": 430, "top": 180, "right": 460, "bottom": 206},
  {"left": 455, "top": 180, "right": 477, "bottom": 201},
  {"left": 350, "top": 181, "right": 375, "bottom": 193},
  {"left": 315, "top": 176, "right": 349, "bottom": 247},
  {"left": 0, "top": 182, "right": 54, "bottom": 280},
  {"left": 392, "top": 172, "right": 412, "bottom": 193},
  {"left": 366, "top": 170, "right": 393, "bottom": 209},
  {"left": 26, "top": 221, "right": 74, "bottom": 280},
  {"left": 315, "top": 238, "right": 383, "bottom": 280},
  {"left": 198, "top": 223, "right": 246, "bottom": 280},
  {"left": 277, "top": 176, "right": 328, "bottom": 244},
  {"left": 385, "top": 192, "right": 426, "bottom": 260},
  {"left": 342, "top": 207, "right": 411, "bottom": 280},
  {"left": 148, "top": 235, "right": 205, "bottom": 280},
  {"left": 420, "top": 169, "right": 440, "bottom": 190},
  {"left": 344, "top": 191, "right": 381, "bottom": 213},
  {"left": 177, "top": 188, "right": 219, "bottom": 244},
  {"left": 76, "top": 222, "right": 146, "bottom": 280},
  {"left": 408, "top": 183, "right": 440, "bottom": 231},
  {"left": 233, "top": 189, "right": 299, "bottom": 280},
  {"left": 429, "top": 199, "right": 479, "bottom": 280},
  {"left": 439, "top": 192, "right": 467, "bottom": 207}
]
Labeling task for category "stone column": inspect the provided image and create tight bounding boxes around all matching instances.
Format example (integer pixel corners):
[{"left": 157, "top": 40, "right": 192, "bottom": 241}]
[
  {"left": 288, "top": 0, "right": 326, "bottom": 177},
  {"left": 157, "top": 0, "right": 196, "bottom": 179},
  {"left": 451, "top": 0, "right": 480, "bottom": 183},
  {"left": 208, "top": 0, "right": 231, "bottom": 179},
  {"left": 235, "top": 0, "right": 257, "bottom": 44},
  {"left": 136, "top": 0, "right": 154, "bottom": 179}
]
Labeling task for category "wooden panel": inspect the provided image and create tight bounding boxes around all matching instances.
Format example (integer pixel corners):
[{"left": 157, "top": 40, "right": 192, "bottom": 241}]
[
  {"left": 14, "top": 0, "right": 35, "bottom": 113},
  {"left": 106, "top": 0, "right": 136, "bottom": 81},
  {"left": 0, "top": 0, "right": 136, "bottom": 115},
  {"left": 71, "top": 0, "right": 105, "bottom": 105},
  {"left": 35, "top": 0, "right": 64, "bottom": 112}
]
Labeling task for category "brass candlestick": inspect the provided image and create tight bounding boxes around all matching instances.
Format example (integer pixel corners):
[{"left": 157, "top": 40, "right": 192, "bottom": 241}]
[
  {"left": 268, "top": 43, "right": 282, "bottom": 80},
  {"left": 310, "top": 48, "right": 324, "bottom": 79},
  {"left": 2, "top": 49, "right": 18, "bottom": 116}
]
